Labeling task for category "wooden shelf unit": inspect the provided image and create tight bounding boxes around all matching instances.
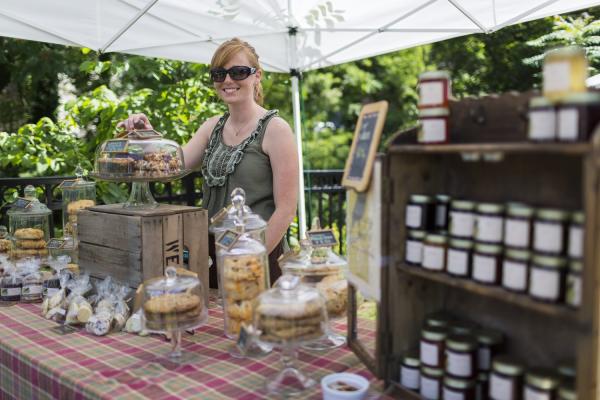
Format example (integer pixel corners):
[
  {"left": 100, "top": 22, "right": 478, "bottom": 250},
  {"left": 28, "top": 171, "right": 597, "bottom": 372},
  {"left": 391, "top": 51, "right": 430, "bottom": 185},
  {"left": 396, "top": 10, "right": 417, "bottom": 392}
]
[{"left": 388, "top": 141, "right": 591, "bottom": 155}]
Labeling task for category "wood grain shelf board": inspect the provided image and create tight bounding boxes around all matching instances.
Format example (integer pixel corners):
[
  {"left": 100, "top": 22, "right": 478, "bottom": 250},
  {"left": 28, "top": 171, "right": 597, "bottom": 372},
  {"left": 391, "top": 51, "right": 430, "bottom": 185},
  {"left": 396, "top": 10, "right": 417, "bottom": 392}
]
[
  {"left": 396, "top": 263, "right": 579, "bottom": 322},
  {"left": 388, "top": 142, "right": 591, "bottom": 155},
  {"left": 390, "top": 382, "right": 423, "bottom": 399}
]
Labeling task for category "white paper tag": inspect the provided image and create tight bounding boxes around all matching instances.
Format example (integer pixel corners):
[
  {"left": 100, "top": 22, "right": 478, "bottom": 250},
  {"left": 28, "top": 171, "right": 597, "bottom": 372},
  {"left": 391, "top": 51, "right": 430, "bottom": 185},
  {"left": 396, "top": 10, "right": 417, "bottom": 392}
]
[
  {"left": 544, "top": 61, "right": 571, "bottom": 93},
  {"left": 422, "top": 245, "right": 445, "bottom": 271},
  {"left": 406, "top": 240, "right": 423, "bottom": 264},
  {"left": 450, "top": 211, "right": 475, "bottom": 237},
  {"left": 490, "top": 373, "right": 513, "bottom": 400},
  {"left": 420, "top": 81, "right": 445, "bottom": 106},
  {"left": 558, "top": 108, "right": 579, "bottom": 141},
  {"left": 422, "top": 119, "right": 447, "bottom": 143},
  {"left": 529, "top": 110, "right": 556, "bottom": 140},
  {"left": 401, "top": 366, "right": 420, "bottom": 390},
  {"left": 420, "top": 340, "right": 440, "bottom": 366},
  {"left": 443, "top": 387, "right": 466, "bottom": 400},
  {"left": 567, "top": 274, "right": 582, "bottom": 307},
  {"left": 406, "top": 205, "right": 423, "bottom": 228},
  {"left": 478, "top": 347, "right": 491, "bottom": 371},
  {"left": 446, "top": 350, "right": 473, "bottom": 377},
  {"left": 502, "top": 260, "right": 527, "bottom": 291},
  {"left": 524, "top": 386, "right": 552, "bottom": 400},
  {"left": 533, "top": 221, "right": 563, "bottom": 253},
  {"left": 476, "top": 215, "right": 503, "bottom": 243},
  {"left": 529, "top": 267, "right": 560, "bottom": 300},
  {"left": 447, "top": 249, "right": 469, "bottom": 276},
  {"left": 568, "top": 225, "right": 583, "bottom": 259},
  {"left": 420, "top": 375, "right": 440, "bottom": 400},
  {"left": 504, "top": 218, "right": 530, "bottom": 248},
  {"left": 473, "top": 254, "right": 497, "bottom": 283}
]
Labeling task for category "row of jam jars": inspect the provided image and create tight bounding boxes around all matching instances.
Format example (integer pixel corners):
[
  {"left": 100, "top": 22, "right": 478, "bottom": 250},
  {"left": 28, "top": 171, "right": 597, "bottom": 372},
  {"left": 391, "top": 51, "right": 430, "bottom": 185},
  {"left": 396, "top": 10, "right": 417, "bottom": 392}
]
[
  {"left": 214, "top": 188, "right": 271, "bottom": 358},
  {"left": 60, "top": 165, "right": 96, "bottom": 246}
]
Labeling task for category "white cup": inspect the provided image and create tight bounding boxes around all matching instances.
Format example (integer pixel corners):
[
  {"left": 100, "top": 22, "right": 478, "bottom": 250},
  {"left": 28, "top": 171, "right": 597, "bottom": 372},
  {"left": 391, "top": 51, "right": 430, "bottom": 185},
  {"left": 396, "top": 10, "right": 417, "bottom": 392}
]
[{"left": 321, "top": 373, "right": 369, "bottom": 400}]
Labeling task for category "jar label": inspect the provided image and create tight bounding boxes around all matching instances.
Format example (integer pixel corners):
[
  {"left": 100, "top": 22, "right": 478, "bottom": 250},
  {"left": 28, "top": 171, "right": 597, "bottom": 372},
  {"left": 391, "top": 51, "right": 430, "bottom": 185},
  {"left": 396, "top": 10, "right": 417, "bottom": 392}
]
[
  {"left": 22, "top": 285, "right": 42, "bottom": 295},
  {"left": 420, "top": 81, "right": 445, "bottom": 107},
  {"left": 406, "top": 240, "right": 423, "bottom": 264},
  {"left": 406, "top": 205, "right": 423, "bottom": 228},
  {"left": 446, "top": 349, "right": 473, "bottom": 377},
  {"left": 524, "top": 386, "right": 552, "bottom": 400},
  {"left": 568, "top": 225, "right": 583, "bottom": 259},
  {"left": 544, "top": 60, "right": 571, "bottom": 93},
  {"left": 504, "top": 218, "right": 530, "bottom": 248},
  {"left": 422, "top": 119, "right": 447, "bottom": 143},
  {"left": 420, "top": 375, "right": 440, "bottom": 400},
  {"left": 490, "top": 372, "right": 514, "bottom": 400},
  {"left": 447, "top": 249, "right": 469, "bottom": 276},
  {"left": 476, "top": 215, "right": 504, "bottom": 243},
  {"left": 502, "top": 260, "right": 527, "bottom": 291},
  {"left": 450, "top": 211, "right": 475, "bottom": 237},
  {"left": 1, "top": 288, "right": 21, "bottom": 297},
  {"left": 422, "top": 245, "right": 445, "bottom": 271},
  {"left": 529, "top": 267, "right": 560, "bottom": 300},
  {"left": 478, "top": 347, "right": 491, "bottom": 371},
  {"left": 435, "top": 204, "right": 447, "bottom": 228},
  {"left": 558, "top": 108, "right": 579, "bottom": 140},
  {"left": 443, "top": 387, "right": 466, "bottom": 400},
  {"left": 473, "top": 254, "right": 497, "bottom": 283},
  {"left": 401, "top": 366, "right": 420, "bottom": 390},
  {"left": 420, "top": 340, "right": 440, "bottom": 366},
  {"left": 567, "top": 274, "right": 582, "bottom": 307},
  {"left": 528, "top": 109, "right": 556, "bottom": 140},
  {"left": 533, "top": 221, "right": 563, "bottom": 253}
]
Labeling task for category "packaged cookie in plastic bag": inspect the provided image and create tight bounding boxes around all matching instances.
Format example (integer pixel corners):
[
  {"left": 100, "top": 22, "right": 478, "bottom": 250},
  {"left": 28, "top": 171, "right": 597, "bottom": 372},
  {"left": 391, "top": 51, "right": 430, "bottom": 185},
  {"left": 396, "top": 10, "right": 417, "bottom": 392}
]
[
  {"left": 65, "top": 274, "right": 93, "bottom": 325},
  {"left": 20, "top": 260, "right": 43, "bottom": 303},
  {"left": 42, "top": 270, "right": 72, "bottom": 320}
]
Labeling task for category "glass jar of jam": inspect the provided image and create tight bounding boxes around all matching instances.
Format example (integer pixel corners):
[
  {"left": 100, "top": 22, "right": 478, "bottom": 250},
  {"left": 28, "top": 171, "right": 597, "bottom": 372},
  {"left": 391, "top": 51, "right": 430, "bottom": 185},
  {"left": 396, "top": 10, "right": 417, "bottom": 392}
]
[
  {"left": 436, "top": 195, "right": 451, "bottom": 231},
  {"left": 423, "top": 234, "right": 448, "bottom": 272},
  {"left": 447, "top": 239, "right": 473, "bottom": 278},
  {"left": 421, "top": 326, "right": 448, "bottom": 368},
  {"left": 489, "top": 357, "right": 524, "bottom": 400},
  {"left": 475, "top": 203, "right": 505, "bottom": 244},
  {"left": 421, "top": 366, "right": 444, "bottom": 400},
  {"left": 477, "top": 372, "right": 490, "bottom": 400},
  {"left": 529, "top": 254, "right": 567, "bottom": 303},
  {"left": 533, "top": 209, "right": 569, "bottom": 255},
  {"left": 1, "top": 275, "right": 22, "bottom": 302},
  {"left": 418, "top": 70, "right": 452, "bottom": 109},
  {"left": 419, "top": 108, "right": 450, "bottom": 144},
  {"left": 528, "top": 97, "right": 556, "bottom": 142},
  {"left": 476, "top": 329, "right": 504, "bottom": 372},
  {"left": 426, "top": 311, "right": 453, "bottom": 328},
  {"left": 567, "top": 212, "right": 584, "bottom": 260},
  {"left": 472, "top": 243, "right": 503, "bottom": 285},
  {"left": 502, "top": 248, "right": 531, "bottom": 293},
  {"left": 524, "top": 368, "right": 560, "bottom": 400},
  {"left": 504, "top": 203, "right": 534, "bottom": 249},
  {"left": 557, "top": 363, "right": 576, "bottom": 387},
  {"left": 401, "top": 352, "right": 421, "bottom": 391},
  {"left": 557, "top": 384, "right": 576, "bottom": 400},
  {"left": 450, "top": 201, "right": 477, "bottom": 239},
  {"left": 557, "top": 92, "right": 600, "bottom": 142},
  {"left": 406, "top": 230, "right": 427, "bottom": 266},
  {"left": 543, "top": 46, "right": 588, "bottom": 102},
  {"left": 566, "top": 259, "right": 582, "bottom": 308},
  {"left": 444, "top": 376, "right": 477, "bottom": 400},
  {"left": 406, "top": 195, "right": 435, "bottom": 230},
  {"left": 21, "top": 271, "right": 43, "bottom": 303},
  {"left": 446, "top": 334, "right": 478, "bottom": 379}
]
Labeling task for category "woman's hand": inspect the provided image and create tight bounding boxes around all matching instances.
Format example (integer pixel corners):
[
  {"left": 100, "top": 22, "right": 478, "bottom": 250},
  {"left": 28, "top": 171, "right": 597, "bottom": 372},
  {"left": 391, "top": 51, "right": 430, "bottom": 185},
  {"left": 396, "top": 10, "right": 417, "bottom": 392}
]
[{"left": 116, "top": 113, "right": 153, "bottom": 132}]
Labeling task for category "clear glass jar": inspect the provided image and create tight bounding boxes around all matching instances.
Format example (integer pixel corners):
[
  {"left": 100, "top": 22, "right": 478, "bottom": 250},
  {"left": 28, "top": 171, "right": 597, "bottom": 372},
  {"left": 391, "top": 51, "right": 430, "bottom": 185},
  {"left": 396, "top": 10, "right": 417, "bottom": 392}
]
[
  {"left": 406, "top": 230, "right": 427, "bottom": 266},
  {"left": 401, "top": 352, "right": 421, "bottom": 390},
  {"left": 0, "top": 226, "right": 9, "bottom": 255},
  {"left": 421, "top": 366, "right": 444, "bottom": 400},
  {"left": 557, "top": 363, "right": 576, "bottom": 387},
  {"left": 421, "top": 326, "right": 448, "bottom": 368},
  {"left": 529, "top": 254, "right": 567, "bottom": 303},
  {"left": 477, "top": 372, "right": 489, "bottom": 400},
  {"left": 489, "top": 357, "right": 524, "bottom": 400},
  {"left": 406, "top": 195, "right": 435, "bottom": 230},
  {"left": 418, "top": 70, "right": 452, "bottom": 109},
  {"left": 524, "top": 368, "right": 560, "bottom": 400},
  {"left": 502, "top": 248, "right": 531, "bottom": 293},
  {"left": 1, "top": 275, "right": 22, "bottom": 302},
  {"left": 528, "top": 97, "right": 556, "bottom": 142},
  {"left": 444, "top": 376, "right": 477, "bottom": 400},
  {"left": 504, "top": 203, "right": 534, "bottom": 249},
  {"left": 8, "top": 185, "right": 52, "bottom": 260},
  {"left": 565, "top": 259, "right": 582, "bottom": 308},
  {"left": 543, "top": 46, "right": 588, "bottom": 102},
  {"left": 472, "top": 243, "right": 503, "bottom": 285},
  {"left": 436, "top": 195, "right": 451, "bottom": 231},
  {"left": 419, "top": 108, "right": 450, "bottom": 144},
  {"left": 475, "top": 203, "right": 505, "bottom": 244},
  {"left": 447, "top": 239, "right": 473, "bottom": 277},
  {"left": 423, "top": 234, "right": 448, "bottom": 272},
  {"left": 567, "top": 212, "right": 584, "bottom": 260},
  {"left": 557, "top": 385, "right": 576, "bottom": 400},
  {"left": 21, "top": 270, "right": 43, "bottom": 303},
  {"left": 533, "top": 209, "right": 569, "bottom": 255},
  {"left": 557, "top": 92, "right": 600, "bottom": 142},
  {"left": 476, "top": 329, "right": 504, "bottom": 372},
  {"left": 61, "top": 166, "right": 96, "bottom": 242},
  {"left": 446, "top": 334, "right": 478, "bottom": 379},
  {"left": 450, "top": 201, "right": 477, "bottom": 239},
  {"left": 210, "top": 187, "right": 267, "bottom": 245}
]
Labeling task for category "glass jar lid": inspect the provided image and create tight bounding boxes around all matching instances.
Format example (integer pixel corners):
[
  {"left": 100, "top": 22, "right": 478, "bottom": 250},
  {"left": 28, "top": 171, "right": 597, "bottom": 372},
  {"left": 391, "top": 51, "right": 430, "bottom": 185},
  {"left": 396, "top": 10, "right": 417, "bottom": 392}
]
[
  {"left": 557, "top": 363, "right": 576, "bottom": 380},
  {"left": 436, "top": 194, "right": 451, "bottom": 203},
  {"left": 280, "top": 241, "right": 347, "bottom": 276},
  {"left": 530, "top": 96, "right": 554, "bottom": 108},
  {"left": 7, "top": 185, "right": 52, "bottom": 217},
  {"left": 210, "top": 188, "right": 267, "bottom": 235},
  {"left": 449, "top": 238, "right": 473, "bottom": 250},
  {"left": 451, "top": 200, "right": 476, "bottom": 211},
  {"left": 476, "top": 203, "right": 504, "bottom": 214},
  {"left": 558, "top": 384, "right": 576, "bottom": 400},
  {"left": 492, "top": 356, "right": 524, "bottom": 376},
  {"left": 422, "top": 326, "right": 448, "bottom": 342},
  {"left": 446, "top": 334, "right": 478, "bottom": 352},
  {"left": 408, "top": 230, "right": 427, "bottom": 240},
  {"left": 571, "top": 211, "right": 584, "bottom": 225},
  {"left": 425, "top": 234, "right": 447, "bottom": 245},
  {"left": 426, "top": 312, "right": 453, "bottom": 328},
  {"left": 506, "top": 202, "right": 534, "bottom": 218},
  {"left": 63, "top": 165, "right": 96, "bottom": 190},
  {"left": 409, "top": 194, "right": 432, "bottom": 204},
  {"left": 422, "top": 366, "right": 444, "bottom": 377},
  {"left": 569, "top": 259, "right": 583, "bottom": 273},
  {"left": 505, "top": 248, "right": 531, "bottom": 261},
  {"left": 144, "top": 266, "right": 200, "bottom": 294},
  {"left": 402, "top": 352, "right": 420, "bottom": 368},
  {"left": 474, "top": 243, "right": 502, "bottom": 255},
  {"left": 476, "top": 329, "right": 504, "bottom": 346},
  {"left": 537, "top": 208, "right": 569, "bottom": 221},
  {"left": 444, "top": 376, "right": 475, "bottom": 390},
  {"left": 526, "top": 368, "right": 560, "bottom": 390},
  {"left": 532, "top": 254, "right": 567, "bottom": 270}
]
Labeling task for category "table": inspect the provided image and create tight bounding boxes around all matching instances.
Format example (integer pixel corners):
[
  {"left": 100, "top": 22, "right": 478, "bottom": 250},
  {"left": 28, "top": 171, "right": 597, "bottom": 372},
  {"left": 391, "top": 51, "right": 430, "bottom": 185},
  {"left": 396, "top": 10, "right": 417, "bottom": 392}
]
[{"left": 0, "top": 300, "right": 381, "bottom": 399}]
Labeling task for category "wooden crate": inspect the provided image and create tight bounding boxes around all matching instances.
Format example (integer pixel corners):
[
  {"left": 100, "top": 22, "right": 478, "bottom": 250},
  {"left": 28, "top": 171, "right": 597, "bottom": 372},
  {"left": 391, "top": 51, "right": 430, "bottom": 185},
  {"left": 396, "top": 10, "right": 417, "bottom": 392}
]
[{"left": 78, "top": 204, "right": 209, "bottom": 302}]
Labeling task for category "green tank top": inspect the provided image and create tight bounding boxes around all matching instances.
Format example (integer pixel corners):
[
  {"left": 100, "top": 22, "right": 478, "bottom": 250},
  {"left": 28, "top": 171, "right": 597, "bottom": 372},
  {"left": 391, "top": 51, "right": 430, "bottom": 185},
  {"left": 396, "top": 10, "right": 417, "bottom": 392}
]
[{"left": 201, "top": 110, "right": 278, "bottom": 222}]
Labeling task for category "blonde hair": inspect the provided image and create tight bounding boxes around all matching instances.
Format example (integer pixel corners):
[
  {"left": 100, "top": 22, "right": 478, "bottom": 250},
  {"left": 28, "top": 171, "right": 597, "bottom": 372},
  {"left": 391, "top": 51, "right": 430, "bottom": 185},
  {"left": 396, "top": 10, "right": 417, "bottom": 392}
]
[{"left": 211, "top": 38, "right": 264, "bottom": 105}]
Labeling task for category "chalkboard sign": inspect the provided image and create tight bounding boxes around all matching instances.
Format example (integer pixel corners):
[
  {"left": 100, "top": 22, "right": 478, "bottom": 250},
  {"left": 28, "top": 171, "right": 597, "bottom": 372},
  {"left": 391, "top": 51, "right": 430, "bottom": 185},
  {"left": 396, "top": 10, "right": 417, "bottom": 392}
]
[
  {"left": 58, "top": 179, "right": 78, "bottom": 189},
  {"left": 342, "top": 101, "right": 388, "bottom": 192},
  {"left": 307, "top": 229, "right": 338, "bottom": 248},
  {"left": 103, "top": 140, "right": 128, "bottom": 153},
  {"left": 12, "top": 198, "right": 32, "bottom": 210},
  {"left": 216, "top": 230, "right": 240, "bottom": 250},
  {"left": 46, "top": 238, "right": 66, "bottom": 249}
]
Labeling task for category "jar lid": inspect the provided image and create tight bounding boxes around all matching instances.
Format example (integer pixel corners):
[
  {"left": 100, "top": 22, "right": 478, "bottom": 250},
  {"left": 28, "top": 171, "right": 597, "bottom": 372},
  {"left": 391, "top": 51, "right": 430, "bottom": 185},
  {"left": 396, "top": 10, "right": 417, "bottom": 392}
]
[
  {"left": 7, "top": 185, "right": 52, "bottom": 217},
  {"left": 451, "top": 200, "right": 476, "bottom": 211},
  {"left": 425, "top": 234, "right": 447, "bottom": 245},
  {"left": 571, "top": 211, "right": 584, "bottom": 224},
  {"left": 449, "top": 238, "right": 473, "bottom": 250},
  {"left": 63, "top": 165, "right": 96, "bottom": 190},
  {"left": 446, "top": 334, "right": 478, "bottom": 352},
  {"left": 426, "top": 312, "right": 453, "bottom": 328},
  {"left": 476, "top": 203, "right": 505, "bottom": 214},
  {"left": 444, "top": 376, "right": 476, "bottom": 390},
  {"left": 477, "top": 372, "right": 489, "bottom": 382},
  {"left": 537, "top": 208, "right": 569, "bottom": 221},
  {"left": 532, "top": 254, "right": 568, "bottom": 269},
  {"left": 561, "top": 91, "right": 600, "bottom": 105},
  {"left": 402, "top": 352, "right": 420, "bottom": 368},
  {"left": 476, "top": 329, "right": 504, "bottom": 346},
  {"left": 449, "top": 320, "right": 477, "bottom": 335},
  {"left": 492, "top": 356, "right": 524, "bottom": 376},
  {"left": 422, "top": 326, "right": 448, "bottom": 342},
  {"left": 558, "top": 384, "right": 577, "bottom": 400},
  {"left": 506, "top": 202, "right": 534, "bottom": 218},
  {"left": 436, "top": 194, "right": 451, "bottom": 203},
  {"left": 419, "top": 70, "right": 451, "bottom": 81},
  {"left": 505, "top": 247, "right": 531, "bottom": 261},
  {"left": 526, "top": 368, "right": 560, "bottom": 390},
  {"left": 408, "top": 230, "right": 427, "bottom": 240},
  {"left": 280, "top": 242, "right": 347, "bottom": 276},
  {"left": 557, "top": 363, "right": 576, "bottom": 380},
  {"left": 409, "top": 194, "right": 432, "bottom": 204},
  {"left": 419, "top": 107, "right": 450, "bottom": 118},
  {"left": 474, "top": 242, "right": 502, "bottom": 255},
  {"left": 569, "top": 259, "right": 583, "bottom": 273},
  {"left": 421, "top": 366, "right": 444, "bottom": 377}
]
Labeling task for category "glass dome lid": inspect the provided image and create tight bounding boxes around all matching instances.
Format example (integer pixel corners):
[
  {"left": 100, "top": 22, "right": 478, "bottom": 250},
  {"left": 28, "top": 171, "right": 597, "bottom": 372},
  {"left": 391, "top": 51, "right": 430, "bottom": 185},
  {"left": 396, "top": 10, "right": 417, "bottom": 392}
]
[
  {"left": 7, "top": 185, "right": 52, "bottom": 217},
  {"left": 210, "top": 188, "right": 267, "bottom": 234},
  {"left": 64, "top": 165, "right": 95, "bottom": 189},
  {"left": 280, "top": 240, "right": 347, "bottom": 276}
]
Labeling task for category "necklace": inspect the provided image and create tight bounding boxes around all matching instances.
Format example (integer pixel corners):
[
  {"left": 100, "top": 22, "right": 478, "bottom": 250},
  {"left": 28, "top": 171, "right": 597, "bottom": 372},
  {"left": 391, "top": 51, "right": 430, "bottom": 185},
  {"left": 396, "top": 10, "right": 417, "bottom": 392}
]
[{"left": 228, "top": 117, "right": 256, "bottom": 137}]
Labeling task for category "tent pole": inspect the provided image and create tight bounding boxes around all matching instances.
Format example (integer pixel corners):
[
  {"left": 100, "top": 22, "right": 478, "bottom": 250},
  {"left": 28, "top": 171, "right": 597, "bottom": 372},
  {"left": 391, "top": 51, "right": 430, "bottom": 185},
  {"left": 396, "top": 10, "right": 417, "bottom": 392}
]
[{"left": 291, "top": 73, "right": 307, "bottom": 241}]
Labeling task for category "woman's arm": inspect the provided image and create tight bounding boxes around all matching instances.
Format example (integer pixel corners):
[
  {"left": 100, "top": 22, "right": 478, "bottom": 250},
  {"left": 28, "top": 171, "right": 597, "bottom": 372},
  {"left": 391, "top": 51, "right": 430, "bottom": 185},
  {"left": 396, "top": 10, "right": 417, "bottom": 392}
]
[
  {"left": 182, "top": 116, "right": 221, "bottom": 171},
  {"left": 262, "top": 117, "right": 299, "bottom": 254}
]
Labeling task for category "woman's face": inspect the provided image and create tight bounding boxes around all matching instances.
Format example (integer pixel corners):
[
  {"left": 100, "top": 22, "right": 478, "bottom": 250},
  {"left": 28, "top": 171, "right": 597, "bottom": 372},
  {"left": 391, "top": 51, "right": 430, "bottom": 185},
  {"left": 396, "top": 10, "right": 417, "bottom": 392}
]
[{"left": 214, "top": 50, "right": 261, "bottom": 106}]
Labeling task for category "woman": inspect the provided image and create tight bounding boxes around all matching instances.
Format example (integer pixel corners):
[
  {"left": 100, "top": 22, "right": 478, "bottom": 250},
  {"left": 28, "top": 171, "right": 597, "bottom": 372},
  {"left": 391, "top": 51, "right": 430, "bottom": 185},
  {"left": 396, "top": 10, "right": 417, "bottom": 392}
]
[{"left": 119, "top": 38, "right": 299, "bottom": 286}]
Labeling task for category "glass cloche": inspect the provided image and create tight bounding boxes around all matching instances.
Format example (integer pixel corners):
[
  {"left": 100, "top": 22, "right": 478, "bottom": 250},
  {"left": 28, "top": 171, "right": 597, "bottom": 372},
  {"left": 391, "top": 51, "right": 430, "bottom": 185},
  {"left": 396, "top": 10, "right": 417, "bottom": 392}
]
[
  {"left": 7, "top": 185, "right": 52, "bottom": 260},
  {"left": 142, "top": 266, "right": 207, "bottom": 360},
  {"left": 61, "top": 165, "right": 96, "bottom": 243},
  {"left": 253, "top": 274, "right": 328, "bottom": 396},
  {"left": 210, "top": 187, "right": 267, "bottom": 244}
]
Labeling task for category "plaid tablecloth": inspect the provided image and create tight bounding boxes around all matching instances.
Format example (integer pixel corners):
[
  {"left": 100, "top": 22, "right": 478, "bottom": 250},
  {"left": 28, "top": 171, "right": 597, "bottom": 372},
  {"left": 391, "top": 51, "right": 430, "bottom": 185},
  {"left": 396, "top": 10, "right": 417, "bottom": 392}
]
[{"left": 0, "top": 301, "right": 380, "bottom": 400}]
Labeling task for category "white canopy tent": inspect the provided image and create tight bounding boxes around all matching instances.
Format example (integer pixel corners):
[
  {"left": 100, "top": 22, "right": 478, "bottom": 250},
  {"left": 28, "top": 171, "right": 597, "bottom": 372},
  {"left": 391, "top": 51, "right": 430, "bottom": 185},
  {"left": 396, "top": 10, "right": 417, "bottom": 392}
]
[{"left": 1, "top": 0, "right": 599, "bottom": 236}]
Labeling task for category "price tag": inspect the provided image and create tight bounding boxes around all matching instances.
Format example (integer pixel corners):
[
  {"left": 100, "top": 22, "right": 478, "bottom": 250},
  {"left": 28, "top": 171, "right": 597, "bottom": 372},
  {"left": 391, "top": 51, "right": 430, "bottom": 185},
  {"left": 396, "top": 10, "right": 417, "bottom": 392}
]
[
  {"left": 216, "top": 230, "right": 240, "bottom": 251},
  {"left": 307, "top": 229, "right": 338, "bottom": 248},
  {"left": 210, "top": 206, "right": 231, "bottom": 225},
  {"left": 12, "top": 197, "right": 32, "bottom": 210},
  {"left": 58, "top": 179, "right": 78, "bottom": 189},
  {"left": 46, "top": 238, "right": 66, "bottom": 249},
  {"left": 103, "top": 139, "right": 128, "bottom": 153},
  {"left": 50, "top": 324, "right": 78, "bottom": 335}
]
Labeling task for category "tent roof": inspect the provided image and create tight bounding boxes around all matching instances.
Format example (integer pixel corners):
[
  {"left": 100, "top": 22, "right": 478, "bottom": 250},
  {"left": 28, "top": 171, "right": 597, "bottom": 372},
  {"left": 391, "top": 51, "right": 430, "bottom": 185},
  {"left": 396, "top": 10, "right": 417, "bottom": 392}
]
[{"left": 1, "top": 0, "right": 599, "bottom": 72}]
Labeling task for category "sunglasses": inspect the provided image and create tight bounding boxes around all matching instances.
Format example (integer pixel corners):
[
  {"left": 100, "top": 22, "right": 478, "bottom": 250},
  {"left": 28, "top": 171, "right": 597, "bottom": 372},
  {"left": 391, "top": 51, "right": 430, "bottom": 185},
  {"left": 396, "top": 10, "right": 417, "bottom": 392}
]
[{"left": 210, "top": 66, "right": 257, "bottom": 82}]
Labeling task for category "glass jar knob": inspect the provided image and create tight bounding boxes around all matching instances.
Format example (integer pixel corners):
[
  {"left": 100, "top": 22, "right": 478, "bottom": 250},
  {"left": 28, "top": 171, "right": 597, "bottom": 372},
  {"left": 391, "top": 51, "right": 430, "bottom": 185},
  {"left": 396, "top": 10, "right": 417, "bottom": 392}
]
[
  {"left": 165, "top": 266, "right": 177, "bottom": 286},
  {"left": 24, "top": 185, "right": 36, "bottom": 200},
  {"left": 74, "top": 164, "right": 84, "bottom": 180},
  {"left": 279, "top": 274, "right": 300, "bottom": 291}
]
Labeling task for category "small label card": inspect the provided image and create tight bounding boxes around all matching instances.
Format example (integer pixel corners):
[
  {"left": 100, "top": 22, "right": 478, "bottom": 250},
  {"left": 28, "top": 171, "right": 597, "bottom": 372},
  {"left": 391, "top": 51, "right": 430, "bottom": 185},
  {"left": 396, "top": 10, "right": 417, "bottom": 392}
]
[
  {"left": 307, "top": 229, "right": 338, "bottom": 248},
  {"left": 216, "top": 230, "right": 241, "bottom": 251},
  {"left": 46, "top": 238, "right": 66, "bottom": 249},
  {"left": 50, "top": 323, "right": 78, "bottom": 335},
  {"left": 103, "top": 139, "right": 128, "bottom": 153},
  {"left": 58, "top": 179, "right": 78, "bottom": 189},
  {"left": 210, "top": 206, "right": 230, "bottom": 225},
  {"left": 12, "top": 197, "right": 32, "bottom": 210}
]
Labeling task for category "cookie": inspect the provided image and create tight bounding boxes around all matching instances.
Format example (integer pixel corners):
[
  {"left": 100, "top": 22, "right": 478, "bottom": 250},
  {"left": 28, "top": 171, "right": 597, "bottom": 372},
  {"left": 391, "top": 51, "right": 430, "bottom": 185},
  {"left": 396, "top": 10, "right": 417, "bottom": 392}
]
[
  {"left": 67, "top": 199, "right": 95, "bottom": 215},
  {"left": 223, "top": 256, "right": 264, "bottom": 281},
  {"left": 223, "top": 279, "right": 263, "bottom": 301},
  {"left": 16, "top": 239, "right": 46, "bottom": 249},
  {"left": 226, "top": 299, "right": 254, "bottom": 320},
  {"left": 255, "top": 300, "right": 323, "bottom": 319},
  {"left": 258, "top": 314, "right": 324, "bottom": 330},
  {"left": 14, "top": 228, "right": 44, "bottom": 240},
  {"left": 0, "top": 239, "right": 10, "bottom": 252},
  {"left": 12, "top": 248, "right": 48, "bottom": 258},
  {"left": 317, "top": 277, "right": 348, "bottom": 317},
  {"left": 144, "top": 293, "right": 201, "bottom": 314}
]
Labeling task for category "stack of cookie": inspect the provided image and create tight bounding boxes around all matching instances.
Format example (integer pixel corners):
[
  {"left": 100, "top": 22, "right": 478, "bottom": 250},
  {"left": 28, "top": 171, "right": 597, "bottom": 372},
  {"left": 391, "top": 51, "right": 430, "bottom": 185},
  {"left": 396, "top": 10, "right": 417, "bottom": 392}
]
[
  {"left": 143, "top": 292, "right": 203, "bottom": 331},
  {"left": 12, "top": 228, "right": 47, "bottom": 259},
  {"left": 65, "top": 199, "right": 95, "bottom": 236},
  {"left": 0, "top": 238, "right": 10, "bottom": 254},
  {"left": 256, "top": 300, "right": 326, "bottom": 344},
  {"left": 222, "top": 254, "right": 267, "bottom": 337},
  {"left": 316, "top": 275, "right": 348, "bottom": 319}
]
